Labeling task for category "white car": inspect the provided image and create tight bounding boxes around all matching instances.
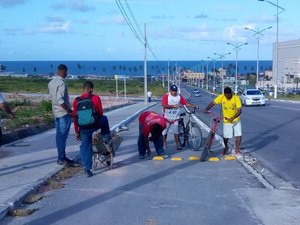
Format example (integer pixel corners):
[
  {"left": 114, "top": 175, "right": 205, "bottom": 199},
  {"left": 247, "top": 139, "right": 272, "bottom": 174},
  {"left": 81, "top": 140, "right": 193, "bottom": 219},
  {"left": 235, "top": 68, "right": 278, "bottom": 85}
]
[{"left": 240, "top": 89, "right": 266, "bottom": 106}]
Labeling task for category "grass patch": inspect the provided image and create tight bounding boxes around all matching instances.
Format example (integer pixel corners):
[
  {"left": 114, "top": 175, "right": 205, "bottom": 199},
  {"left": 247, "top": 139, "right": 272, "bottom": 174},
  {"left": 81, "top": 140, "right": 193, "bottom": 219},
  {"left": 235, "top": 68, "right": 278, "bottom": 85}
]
[
  {"left": 1, "top": 99, "right": 53, "bottom": 131},
  {"left": 0, "top": 77, "right": 166, "bottom": 96}
]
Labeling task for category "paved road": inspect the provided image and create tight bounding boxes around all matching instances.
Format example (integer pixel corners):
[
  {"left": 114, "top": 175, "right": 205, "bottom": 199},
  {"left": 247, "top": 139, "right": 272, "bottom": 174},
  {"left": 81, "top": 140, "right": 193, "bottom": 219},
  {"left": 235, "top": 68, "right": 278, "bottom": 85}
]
[
  {"left": 1, "top": 103, "right": 300, "bottom": 225},
  {"left": 186, "top": 86, "right": 300, "bottom": 189}
]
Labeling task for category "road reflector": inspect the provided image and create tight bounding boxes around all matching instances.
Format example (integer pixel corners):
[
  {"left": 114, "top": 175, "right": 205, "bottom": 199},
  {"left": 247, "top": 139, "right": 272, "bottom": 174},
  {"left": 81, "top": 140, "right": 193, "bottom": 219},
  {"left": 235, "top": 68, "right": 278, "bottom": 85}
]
[
  {"left": 152, "top": 156, "right": 165, "bottom": 161},
  {"left": 171, "top": 157, "right": 183, "bottom": 161},
  {"left": 208, "top": 157, "right": 220, "bottom": 162},
  {"left": 189, "top": 156, "right": 200, "bottom": 161},
  {"left": 224, "top": 155, "right": 236, "bottom": 160}
]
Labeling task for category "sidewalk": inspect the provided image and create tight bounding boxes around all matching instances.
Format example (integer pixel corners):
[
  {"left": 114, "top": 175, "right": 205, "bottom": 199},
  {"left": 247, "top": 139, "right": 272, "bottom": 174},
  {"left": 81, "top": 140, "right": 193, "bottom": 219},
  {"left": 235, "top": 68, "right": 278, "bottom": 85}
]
[{"left": 0, "top": 102, "right": 155, "bottom": 219}]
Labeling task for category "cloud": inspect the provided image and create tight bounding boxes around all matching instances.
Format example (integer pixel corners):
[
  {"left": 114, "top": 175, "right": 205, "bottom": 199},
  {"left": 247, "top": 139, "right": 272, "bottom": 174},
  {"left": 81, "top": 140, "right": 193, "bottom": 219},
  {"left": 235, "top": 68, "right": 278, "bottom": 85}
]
[
  {"left": 222, "top": 25, "right": 248, "bottom": 43},
  {"left": 39, "top": 21, "right": 71, "bottom": 33},
  {"left": 0, "top": 0, "right": 27, "bottom": 8},
  {"left": 194, "top": 13, "right": 208, "bottom": 19},
  {"left": 52, "top": 0, "right": 94, "bottom": 12}
]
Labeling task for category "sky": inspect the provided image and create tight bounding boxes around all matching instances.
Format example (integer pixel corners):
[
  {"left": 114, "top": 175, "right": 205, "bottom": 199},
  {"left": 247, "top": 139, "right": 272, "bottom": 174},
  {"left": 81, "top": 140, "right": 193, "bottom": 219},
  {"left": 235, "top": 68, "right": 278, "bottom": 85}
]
[{"left": 0, "top": 0, "right": 299, "bottom": 61}]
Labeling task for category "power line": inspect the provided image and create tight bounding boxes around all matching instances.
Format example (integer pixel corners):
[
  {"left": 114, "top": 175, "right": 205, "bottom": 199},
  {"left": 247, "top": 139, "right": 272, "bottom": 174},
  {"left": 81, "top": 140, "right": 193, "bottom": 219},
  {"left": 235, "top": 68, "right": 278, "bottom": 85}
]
[
  {"left": 115, "top": 0, "right": 144, "bottom": 45},
  {"left": 115, "top": 0, "right": 158, "bottom": 60}
]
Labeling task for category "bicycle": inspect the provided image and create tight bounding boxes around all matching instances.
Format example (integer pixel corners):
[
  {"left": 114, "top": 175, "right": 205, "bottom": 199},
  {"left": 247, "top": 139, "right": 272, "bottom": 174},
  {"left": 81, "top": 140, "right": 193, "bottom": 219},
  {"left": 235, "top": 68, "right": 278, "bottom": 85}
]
[
  {"left": 200, "top": 111, "right": 221, "bottom": 161},
  {"left": 178, "top": 105, "right": 202, "bottom": 151}
]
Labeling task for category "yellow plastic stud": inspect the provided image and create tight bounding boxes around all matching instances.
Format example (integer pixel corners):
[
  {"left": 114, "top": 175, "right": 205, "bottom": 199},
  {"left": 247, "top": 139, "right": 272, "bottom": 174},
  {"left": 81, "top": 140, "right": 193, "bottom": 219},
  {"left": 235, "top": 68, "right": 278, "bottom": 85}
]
[
  {"left": 224, "top": 155, "right": 236, "bottom": 160},
  {"left": 188, "top": 156, "right": 201, "bottom": 161},
  {"left": 208, "top": 157, "right": 220, "bottom": 162},
  {"left": 171, "top": 157, "right": 183, "bottom": 161},
  {"left": 152, "top": 156, "right": 165, "bottom": 161}
]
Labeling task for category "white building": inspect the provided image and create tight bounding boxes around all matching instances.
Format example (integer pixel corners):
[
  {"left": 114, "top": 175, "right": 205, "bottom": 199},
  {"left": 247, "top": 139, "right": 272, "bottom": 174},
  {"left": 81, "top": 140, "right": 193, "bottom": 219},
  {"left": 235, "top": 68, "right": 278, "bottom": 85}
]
[{"left": 274, "top": 39, "right": 300, "bottom": 89}]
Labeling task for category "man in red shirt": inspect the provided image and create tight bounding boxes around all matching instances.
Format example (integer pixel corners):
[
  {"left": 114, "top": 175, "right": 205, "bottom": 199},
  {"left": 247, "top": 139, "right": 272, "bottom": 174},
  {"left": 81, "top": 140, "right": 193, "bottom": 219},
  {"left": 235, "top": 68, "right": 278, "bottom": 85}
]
[
  {"left": 73, "top": 81, "right": 110, "bottom": 177},
  {"left": 138, "top": 111, "right": 166, "bottom": 159}
]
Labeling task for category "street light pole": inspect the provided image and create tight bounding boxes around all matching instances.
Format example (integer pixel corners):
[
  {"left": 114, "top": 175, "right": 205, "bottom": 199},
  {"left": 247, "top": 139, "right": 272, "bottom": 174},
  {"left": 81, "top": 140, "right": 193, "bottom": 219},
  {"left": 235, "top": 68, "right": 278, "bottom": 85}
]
[
  {"left": 207, "top": 56, "right": 220, "bottom": 93},
  {"left": 245, "top": 26, "right": 272, "bottom": 89},
  {"left": 214, "top": 52, "right": 231, "bottom": 93},
  {"left": 227, "top": 42, "right": 248, "bottom": 94},
  {"left": 258, "top": 0, "right": 285, "bottom": 98}
]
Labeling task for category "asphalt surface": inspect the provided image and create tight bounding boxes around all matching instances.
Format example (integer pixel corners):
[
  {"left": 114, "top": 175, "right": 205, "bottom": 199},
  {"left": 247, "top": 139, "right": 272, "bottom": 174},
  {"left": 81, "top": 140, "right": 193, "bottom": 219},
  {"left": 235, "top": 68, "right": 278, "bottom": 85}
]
[
  {"left": 0, "top": 102, "right": 154, "bottom": 220},
  {"left": 186, "top": 86, "right": 300, "bottom": 189},
  {"left": 1, "top": 89, "right": 300, "bottom": 225},
  {"left": 1, "top": 95, "right": 300, "bottom": 225}
]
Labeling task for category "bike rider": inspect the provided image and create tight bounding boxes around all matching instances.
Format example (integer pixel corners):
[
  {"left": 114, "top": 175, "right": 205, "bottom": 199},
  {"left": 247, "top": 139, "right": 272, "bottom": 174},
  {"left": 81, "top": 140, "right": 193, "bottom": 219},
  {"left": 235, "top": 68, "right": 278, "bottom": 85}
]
[{"left": 162, "top": 84, "right": 197, "bottom": 150}]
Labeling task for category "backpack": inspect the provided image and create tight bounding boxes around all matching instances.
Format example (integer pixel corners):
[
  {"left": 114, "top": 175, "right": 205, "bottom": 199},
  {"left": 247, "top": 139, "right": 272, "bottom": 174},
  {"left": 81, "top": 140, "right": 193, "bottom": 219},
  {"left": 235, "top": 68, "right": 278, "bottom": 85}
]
[{"left": 76, "top": 95, "right": 98, "bottom": 129}]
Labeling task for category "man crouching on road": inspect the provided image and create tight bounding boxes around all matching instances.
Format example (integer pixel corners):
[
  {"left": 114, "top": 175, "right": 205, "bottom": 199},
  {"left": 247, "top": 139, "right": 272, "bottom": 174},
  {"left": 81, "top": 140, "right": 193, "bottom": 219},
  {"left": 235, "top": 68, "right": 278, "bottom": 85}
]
[
  {"left": 138, "top": 111, "right": 166, "bottom": 159},
  {"left": 204, "top": 87, "right": 242, "bottom": 159}
]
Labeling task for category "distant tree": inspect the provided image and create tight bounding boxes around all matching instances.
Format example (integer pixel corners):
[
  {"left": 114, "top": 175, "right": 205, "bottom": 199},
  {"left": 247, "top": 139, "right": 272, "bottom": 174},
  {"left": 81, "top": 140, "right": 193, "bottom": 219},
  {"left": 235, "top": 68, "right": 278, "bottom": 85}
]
[
  {"left": 93, "top": 66, "right": 96, "bottom": 71},
  {"left": 50, "top": 64, "right": 53, "bottom": 69},
  {"left": 268, "top": 65, "right": 272, "bottom": 70},
  {"left": 102, "top": 67, "right": 106, "bottom": 74},
  {"left": 133, "top": 66, "right": 137, "bottom": 73},
  {"left": 33, "top": 67, "right": 37, "bottom": 73},
  {"left": 22, "top": 68, "right": 26, "bottom": 73},
  {"left": 123, "top": 66, "right": 126, "bottom": 71},
  {"left": 139, "top": 65, "right": 143, "bottom": 70},
  {"left": 0, "top": 65, "right": 6, "bottom": 71},
  {"left": 251, "top": 66, "right": 254, "bottom": 71},
  {"left": 112, "top": 65, "right": 116, "bottom": 71},
  {"left": 129, "top": 67, "right": 132, "bottom": 72},
  {"left": 244, "top": 66, "right": 248, "bottom": 71},
  {"left": 294, "top": 77, "right": 300, "bottom": 89},
  {"left": 77, "top": 63, "right": 82, "bottom": 70},
  {"left": 119, "top": 65, "right": 122, "bottom": 70}
]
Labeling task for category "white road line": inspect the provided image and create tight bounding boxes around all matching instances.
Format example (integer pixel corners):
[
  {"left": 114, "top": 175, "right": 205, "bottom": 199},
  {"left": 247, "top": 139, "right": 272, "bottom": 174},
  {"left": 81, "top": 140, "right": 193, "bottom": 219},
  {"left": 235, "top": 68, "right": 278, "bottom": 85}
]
[{"left": 269, "top": 105, "right": 300, "bottom": 111}]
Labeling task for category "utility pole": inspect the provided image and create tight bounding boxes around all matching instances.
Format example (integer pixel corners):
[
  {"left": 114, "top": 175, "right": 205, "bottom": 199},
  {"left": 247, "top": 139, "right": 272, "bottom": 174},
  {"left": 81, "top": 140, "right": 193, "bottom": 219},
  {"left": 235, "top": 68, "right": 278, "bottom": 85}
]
[{"left": 144, "top": 23, "right": 147, "bottom": 106}]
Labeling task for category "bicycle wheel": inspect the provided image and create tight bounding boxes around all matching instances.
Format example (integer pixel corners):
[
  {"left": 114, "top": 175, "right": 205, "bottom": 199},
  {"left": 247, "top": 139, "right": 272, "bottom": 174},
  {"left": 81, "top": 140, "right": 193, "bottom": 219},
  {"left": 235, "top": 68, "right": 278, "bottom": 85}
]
[
  {"left": 200, "top": 131, "right": 214, "bottom": 161},
  {"left": 188, "top": 122, "right": 202, "bottom": 151},
  {"left": 178, "top": 120, "right": 186, "bottom": 147}
]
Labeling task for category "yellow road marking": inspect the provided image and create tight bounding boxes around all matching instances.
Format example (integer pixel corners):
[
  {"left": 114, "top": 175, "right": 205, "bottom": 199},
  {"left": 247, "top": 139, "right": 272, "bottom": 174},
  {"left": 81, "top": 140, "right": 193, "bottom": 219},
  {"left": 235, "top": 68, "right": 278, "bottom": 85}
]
[
  {"left": 224, "top": 155, "right": 236, "bottom": 160},
  {"left": 152, "top": 156, "right": 165, "bottom": 161},
  {"left": 188, "top": 156, "right": 201, "bottom": 161},
  {"left": 171, "top": 157, "right": 183, "bottom": 161},
  {"left": 208, "top": 157, "right": 220, "bottom": 162}
]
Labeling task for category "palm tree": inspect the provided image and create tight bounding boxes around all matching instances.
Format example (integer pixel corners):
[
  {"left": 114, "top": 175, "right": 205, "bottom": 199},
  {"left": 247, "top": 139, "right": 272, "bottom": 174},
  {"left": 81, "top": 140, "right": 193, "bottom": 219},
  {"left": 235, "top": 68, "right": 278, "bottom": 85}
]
[
  {"left": 33, "top": 67, "right": 37, "bottom": 73},
  {"left": 294, "top": 77, "right": 300, "bottom": 89}
]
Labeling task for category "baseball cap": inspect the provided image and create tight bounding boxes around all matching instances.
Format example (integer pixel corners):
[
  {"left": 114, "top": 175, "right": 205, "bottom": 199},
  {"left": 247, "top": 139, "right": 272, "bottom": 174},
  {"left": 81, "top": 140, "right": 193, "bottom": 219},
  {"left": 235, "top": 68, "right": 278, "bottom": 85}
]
[{"left": 170, "top": 84, "right": 178, "bottom": 91}]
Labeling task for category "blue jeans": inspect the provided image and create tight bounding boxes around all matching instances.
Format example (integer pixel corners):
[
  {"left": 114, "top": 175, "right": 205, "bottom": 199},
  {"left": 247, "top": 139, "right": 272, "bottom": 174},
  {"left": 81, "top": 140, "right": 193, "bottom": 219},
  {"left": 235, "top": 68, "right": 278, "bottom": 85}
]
[
  {"left": 137, "top": 125, "right": 164, "bottom": 156},
  {"left": 55, "top": 114, "right": 72, "bottom": 160},
  {"left": 80, "top": 115, "right": 110, "bottom": 170}
]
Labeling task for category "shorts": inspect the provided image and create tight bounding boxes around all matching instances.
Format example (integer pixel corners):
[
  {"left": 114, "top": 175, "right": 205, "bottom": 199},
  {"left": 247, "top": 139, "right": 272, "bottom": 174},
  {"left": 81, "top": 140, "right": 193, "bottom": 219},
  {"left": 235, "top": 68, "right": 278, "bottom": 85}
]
[
  {"left": 223, "top": 121, "right": 242, "bottom": 139},
  {"left": 162, "top": 120, "right": 178, "bottom": 135}
]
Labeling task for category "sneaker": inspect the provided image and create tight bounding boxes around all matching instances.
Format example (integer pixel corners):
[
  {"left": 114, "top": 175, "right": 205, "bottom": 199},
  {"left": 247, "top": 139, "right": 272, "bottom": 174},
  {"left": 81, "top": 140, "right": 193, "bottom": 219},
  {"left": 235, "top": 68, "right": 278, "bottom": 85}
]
[
  {"left": 139, "top": 155, "right": 145, "bottom": 159},
  {"left": 57, "top": 158, "right": 73, "bottom": 167},
  {"left": 158, "top": 154, "right": 168, "bottom": 159},
  {"left": 85, "top": 169, "right": 93, "bottom": 178},
  {"left": 235, "top": 152, "right": 243, "bottom": 160}
]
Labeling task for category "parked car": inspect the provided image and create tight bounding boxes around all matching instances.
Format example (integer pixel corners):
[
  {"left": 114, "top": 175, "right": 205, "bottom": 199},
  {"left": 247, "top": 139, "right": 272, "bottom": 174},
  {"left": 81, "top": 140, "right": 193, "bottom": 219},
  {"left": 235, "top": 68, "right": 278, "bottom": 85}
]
[
  {"left": 240, "top": 89, "right": 266, "bottom": 106},
  {"left": 193, "top": 89, "right": 199, "bottom": 93}
]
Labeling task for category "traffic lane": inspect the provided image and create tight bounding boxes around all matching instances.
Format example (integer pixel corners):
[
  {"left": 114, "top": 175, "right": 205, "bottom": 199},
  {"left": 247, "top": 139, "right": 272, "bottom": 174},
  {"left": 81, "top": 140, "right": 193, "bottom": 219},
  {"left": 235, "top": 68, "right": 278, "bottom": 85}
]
[
  {"left": 1, "top": 106, "right": 266, "bottom": 225},
  {"left": 187, "top": 87, "right": 300, "bottom": 188},
  {"left": 241, "top": 102, "right": 300, "bottom": 188}
]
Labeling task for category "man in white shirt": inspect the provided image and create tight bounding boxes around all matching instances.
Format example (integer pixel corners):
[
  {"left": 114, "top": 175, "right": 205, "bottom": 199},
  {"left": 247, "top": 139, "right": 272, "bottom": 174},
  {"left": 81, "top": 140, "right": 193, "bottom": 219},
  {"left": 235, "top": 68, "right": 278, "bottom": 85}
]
[
  {"left": 147, "top": 91, "right": 152, "bottom": 103},
  {"left": 48, "top": 64, "right": 74, "bottom": 166},
  {"left": 0, "top": 92, "right": 15, "bottom": 146},
  {"left": 161, "top": 84, "right": 196, "bottom": 150}
]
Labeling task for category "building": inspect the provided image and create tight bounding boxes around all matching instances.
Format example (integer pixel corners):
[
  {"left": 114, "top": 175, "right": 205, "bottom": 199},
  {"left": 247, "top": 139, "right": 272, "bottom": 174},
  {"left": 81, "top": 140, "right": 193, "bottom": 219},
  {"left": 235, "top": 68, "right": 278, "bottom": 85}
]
[{"left": 274, "top": 38, "right": 300, "bottom": 89}]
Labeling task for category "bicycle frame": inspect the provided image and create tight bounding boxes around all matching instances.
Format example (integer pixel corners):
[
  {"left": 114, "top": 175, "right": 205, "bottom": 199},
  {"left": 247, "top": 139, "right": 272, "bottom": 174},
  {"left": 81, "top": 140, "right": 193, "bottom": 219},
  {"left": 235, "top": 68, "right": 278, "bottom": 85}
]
[
  {"left": 178, "top": 105, "right": 202, "bottom": 150},
  {"left": 200, "top": 111, "right": 221, "bottom": 161}
]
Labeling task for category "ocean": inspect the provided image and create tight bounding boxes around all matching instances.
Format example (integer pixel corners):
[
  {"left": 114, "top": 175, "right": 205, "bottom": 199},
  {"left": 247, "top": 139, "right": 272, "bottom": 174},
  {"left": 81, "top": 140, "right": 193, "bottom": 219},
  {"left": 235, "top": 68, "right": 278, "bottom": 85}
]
[{"left": 0, "top": 60, "right": 272, "bottom": 77}]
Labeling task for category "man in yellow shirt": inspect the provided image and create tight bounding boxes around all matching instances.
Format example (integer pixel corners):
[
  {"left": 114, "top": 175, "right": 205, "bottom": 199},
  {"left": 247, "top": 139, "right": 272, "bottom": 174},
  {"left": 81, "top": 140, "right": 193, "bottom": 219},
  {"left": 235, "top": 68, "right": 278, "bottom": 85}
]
[{"left": 204, "top": 87, "right": 242, "bottom": 158}]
